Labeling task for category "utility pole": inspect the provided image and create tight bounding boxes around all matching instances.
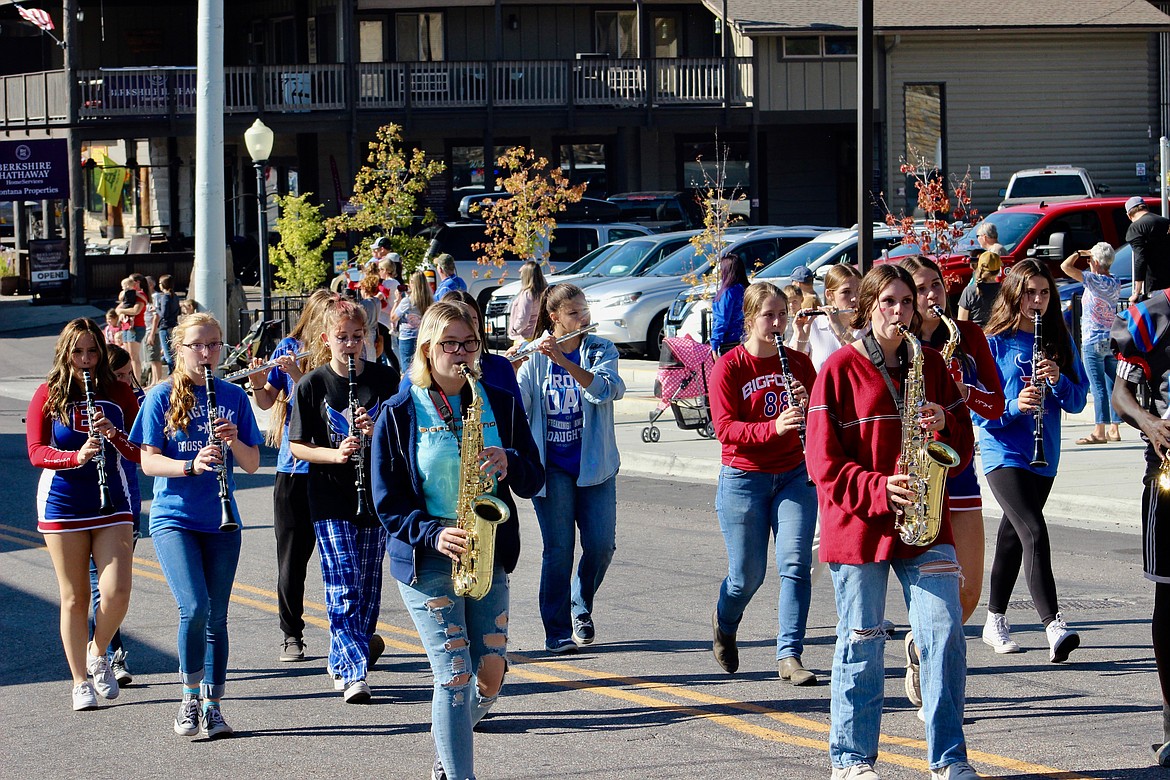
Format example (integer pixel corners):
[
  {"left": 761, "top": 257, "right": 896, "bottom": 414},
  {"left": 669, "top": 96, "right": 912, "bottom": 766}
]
[
  {"left": 856, "top": 0, "right": 874, "bottom": 273},
  {"left": 192, "top": 0, "right": 227, "bottom": 322},
  {"left": 64, "top": 0, "right": 86, "bottom": 302}
]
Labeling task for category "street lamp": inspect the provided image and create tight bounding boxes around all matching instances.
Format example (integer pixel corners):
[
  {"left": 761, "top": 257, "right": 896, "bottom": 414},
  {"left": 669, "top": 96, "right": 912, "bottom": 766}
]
[{"left": 244, "top": 118, "right": 275, "bottom": 323}]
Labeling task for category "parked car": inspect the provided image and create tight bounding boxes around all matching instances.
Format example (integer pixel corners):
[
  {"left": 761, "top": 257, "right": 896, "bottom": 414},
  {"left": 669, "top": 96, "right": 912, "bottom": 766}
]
[
  {"left": 422, "top": 221, "right": 653, "bottom": 309},
  {"left": 457, "top": 193, "right": 622, "bottom": 223},
  {"left": 587, "top": 227, "right": 827, "bottom": 359},
  {"left": 606, "top": 191, "right": 706, "bottom": 232},
  {"left": 665, "top": 226, "right": 901, "bottom": 340},
  {"left": 999, "top": 166, "right": 1108, "bottom": 209}
]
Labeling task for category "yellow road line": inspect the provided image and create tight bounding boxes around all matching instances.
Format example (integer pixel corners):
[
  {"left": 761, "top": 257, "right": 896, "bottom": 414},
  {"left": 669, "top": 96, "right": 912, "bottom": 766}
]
[{"left": 2, "top": 522, "right": 1090, "bottom": 778}]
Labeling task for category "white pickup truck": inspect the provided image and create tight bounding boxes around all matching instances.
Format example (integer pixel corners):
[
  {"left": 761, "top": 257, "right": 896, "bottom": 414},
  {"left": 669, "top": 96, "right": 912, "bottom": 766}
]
[{"left": 998, "top": 166, "right": 1108, "bottom": 209}]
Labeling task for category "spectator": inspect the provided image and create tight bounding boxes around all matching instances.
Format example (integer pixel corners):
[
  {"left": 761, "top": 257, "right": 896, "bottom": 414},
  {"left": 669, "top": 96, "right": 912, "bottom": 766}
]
[
  {"left": 508, "top": 261, "right": 548, "bottom": 343},
  {"left": 957, "top": 251, "right": 1002, "bottom": 326},
  {"left": 1126, "top": 196, "right": 1170, "bottom": 304},
  {"left": 433, "top": 253, "right": 467, "bottom": 300},
  {"left": 393, "top": 270, "right": 434, "bottom": 375},
  {"left": 115, "top": 275, "right": 148, "bottom": 382},
  {"left": 976, "top": 222, "right": 1005, "bottom": 256},
  {"left": 357, "top": 274, "right": 382, "bottom": 360},
  {"left": 104, "top": 309, "right": 124, "bottom": 347},
  {"left": 709, "top": 252, "right": 749, "bottom": 354},
  {"left": 1061, "top": 243, "right": 1123, "bottom": 444},
  {"left": 156, "top": 275, "right": 180, "bottom": 372},
  {"left": 143, "top": 276, "right": 166, "bottom": 386},
  {"left": 179, "top": 299, "right": 197, "bottom": 317},
  {"left": 376, "top": 253, "right": 404, "bottom": 330},
  {"left": 790, "top": 264, "right": 816, "bottom": 300}
]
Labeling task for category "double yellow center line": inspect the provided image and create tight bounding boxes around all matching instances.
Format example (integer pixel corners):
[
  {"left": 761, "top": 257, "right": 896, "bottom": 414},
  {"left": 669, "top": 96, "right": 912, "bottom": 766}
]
[{"left": 0, "top": 522, "right": 1088, "bottom": 779}]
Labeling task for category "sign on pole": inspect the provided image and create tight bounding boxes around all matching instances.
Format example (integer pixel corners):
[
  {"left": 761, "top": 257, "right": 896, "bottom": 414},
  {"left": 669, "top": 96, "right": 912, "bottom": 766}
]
[{"left": 0, "top": 140, "right": 69, "bottom": 202}]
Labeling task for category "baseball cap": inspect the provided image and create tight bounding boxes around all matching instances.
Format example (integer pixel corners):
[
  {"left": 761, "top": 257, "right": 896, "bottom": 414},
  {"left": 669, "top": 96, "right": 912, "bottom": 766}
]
[
  {"left": 1125, "top": 196, "right": 1147, "bottom": 214},
  {"left": 791, "top": 265, "right": 814, "bottom": 283},
  {"left": 372, "top": 236, "right": 391, "bottom": 250},
  {"left": 387, "top": 252, "right": 402, "bottom": 263},
  {"left": 976, "top": 251, "right": 1002, "bottom": 280}
]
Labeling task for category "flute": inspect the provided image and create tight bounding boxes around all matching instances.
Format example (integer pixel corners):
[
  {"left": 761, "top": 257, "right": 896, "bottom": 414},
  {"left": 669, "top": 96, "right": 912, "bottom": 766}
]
[
  {"left": 203, "top": 365, "right": 240, "bottom": 532},
  {"left": 82, "top": 370, "right": 115, "bottom": 515},
  {"left": 347, "top": 354, "right": 372, "bottom": 519},
  {"left": 795, "top": 307, "right": 857, "bottom": 318},
  {"left": 223, "top": 350, "right": 310, "bottom": 382},
  {"left": 508, "top": 323, "right": 599, "bottom": 363}
]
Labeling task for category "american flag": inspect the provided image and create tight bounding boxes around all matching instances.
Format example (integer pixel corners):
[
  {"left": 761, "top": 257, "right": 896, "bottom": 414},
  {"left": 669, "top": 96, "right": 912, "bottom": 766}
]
[{"left": 16, "top": 5, "right": 55, "bottom": 32}]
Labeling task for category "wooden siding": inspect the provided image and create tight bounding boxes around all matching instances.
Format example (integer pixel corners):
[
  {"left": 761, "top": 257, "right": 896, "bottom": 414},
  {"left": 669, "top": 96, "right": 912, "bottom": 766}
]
[
  {"left": 885, "top": 31, "right": 1158, "bottom": 215},
  {"left": 755, "top": 38, "right": 860, "bottom": 112}
]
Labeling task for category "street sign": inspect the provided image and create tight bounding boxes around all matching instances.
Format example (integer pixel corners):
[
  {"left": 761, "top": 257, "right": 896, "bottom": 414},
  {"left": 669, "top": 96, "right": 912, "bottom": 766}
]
[
  {"left": 28, "top": 239, "right": 69, "bottom": 301},
  {"left": 0, "top": 140, "right": 69, "bottom": 202}
]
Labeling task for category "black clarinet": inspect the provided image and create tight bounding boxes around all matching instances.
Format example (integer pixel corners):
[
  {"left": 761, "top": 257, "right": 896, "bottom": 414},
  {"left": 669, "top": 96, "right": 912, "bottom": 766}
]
[
  {"left": 347, "top": 355, "right": 372, "bottom": 519},
  {"left": 774, "top": 333, "right": 814, "bottom": 485},
  {"left": 81, "top": 370, "right": 115, "bottom": 515},
  {"left": 203, "top": 365, "right": 240, "bottom": 531},
  {"left": 1029, "top": 310, "right": 1048, "bottom": 468}
]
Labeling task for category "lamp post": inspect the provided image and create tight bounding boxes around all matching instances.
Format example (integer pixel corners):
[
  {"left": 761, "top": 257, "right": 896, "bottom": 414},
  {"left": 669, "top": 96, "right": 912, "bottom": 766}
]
[{"left": 244, "top": 118, "right": 275, "bottom": 323}]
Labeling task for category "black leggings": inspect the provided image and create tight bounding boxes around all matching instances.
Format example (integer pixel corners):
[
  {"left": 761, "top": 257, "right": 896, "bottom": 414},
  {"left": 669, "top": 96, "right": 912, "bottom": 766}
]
[
  {"left": 985, "top": 467, "right": 1059, "bottom": 624},
  {"left": 274, "top": 471, "right": 316, "bottom": 640}
]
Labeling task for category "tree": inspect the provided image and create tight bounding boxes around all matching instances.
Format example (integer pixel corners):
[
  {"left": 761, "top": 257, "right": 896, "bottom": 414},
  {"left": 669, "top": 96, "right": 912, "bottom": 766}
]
[
  {"left": 684, "top": 138, "right": 746, "bottom": 292},
  {"left": 271, "top": 193, "right": 335, "bottom": 294},
  {"left": 472, "top": 147, "right": 586, "bottom": 280},
  {"left": 328, "top": 123, "right": 446, "bottom": 278}
]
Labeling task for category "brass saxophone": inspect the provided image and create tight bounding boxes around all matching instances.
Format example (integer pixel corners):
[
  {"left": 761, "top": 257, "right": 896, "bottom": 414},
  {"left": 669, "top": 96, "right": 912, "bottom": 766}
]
[
  {"left": 930, "top": 304, "right": 960, "bottom": 363},
  {"left": 894, "top": 324, "right": 961, "bottom": 546},
  {"left": 452, "top": 363, "right": 510, "bottom": 600}
]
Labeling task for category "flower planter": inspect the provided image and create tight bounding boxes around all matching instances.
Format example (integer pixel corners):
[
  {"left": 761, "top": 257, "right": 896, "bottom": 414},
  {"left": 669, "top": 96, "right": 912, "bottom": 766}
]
[{"left": 0, "top": 276, "right": 19, "bottom": 296}]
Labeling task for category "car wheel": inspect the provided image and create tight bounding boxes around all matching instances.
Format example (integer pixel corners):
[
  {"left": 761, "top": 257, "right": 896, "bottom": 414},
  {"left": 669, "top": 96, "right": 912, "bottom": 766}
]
[{"left": 643, "top": 312, "right": 666, "bottom": 361}]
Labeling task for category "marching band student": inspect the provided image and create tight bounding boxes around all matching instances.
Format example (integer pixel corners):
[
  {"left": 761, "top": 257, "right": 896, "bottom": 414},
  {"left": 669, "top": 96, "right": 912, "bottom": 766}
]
[
  {"left": 249, "top": 289, "right": 337, "bottom": 662},
  {"left": 807, "top": 265, "right": 977, "bottom": 780},
  {"left": 288, "top": 299, "right": 399, "bottom": 703},
  {"left": 26, "top": 318, "right": 139, "bottom": 712},
  {"left": 436, "top": 290, "right": 523, "bottom": 404},
  {"left": 130, "top": 312, "right": 261, "bottom": 738},
  {"left": 791, "top": 263, "right": 862, "bottom": 370},
  {"left": 901, "top": 256, "right": 1005, "bottom": 709},
  {"left": 372, "top": 301, "right": 543, "bottom": 780},
  {"left": 976, "top": 259, "right": 1087, "bottom": 662},
  {"left": 708, "top": 282, "right": 819, "bottom": 685},
  {"left": 516, "top": 283, "right": 625, "bottom": 653}
]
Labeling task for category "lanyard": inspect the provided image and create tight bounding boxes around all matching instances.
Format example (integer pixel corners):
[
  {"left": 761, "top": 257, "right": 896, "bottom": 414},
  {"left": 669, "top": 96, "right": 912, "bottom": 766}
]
[
  {"left": 862, "top": 332, "right": 906, "bottom": 416},
  {"left": 427, "top": 383, "right": 473, "bottom": 439}
]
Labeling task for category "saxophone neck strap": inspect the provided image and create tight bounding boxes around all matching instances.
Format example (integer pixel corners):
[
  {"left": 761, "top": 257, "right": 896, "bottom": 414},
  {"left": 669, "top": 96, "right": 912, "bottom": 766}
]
[
  {"left": 427, "top": 383, "right": 474, "bottom": 438},
  {"left": 862, "top": 332, "right": 906, "bottom": 416}
]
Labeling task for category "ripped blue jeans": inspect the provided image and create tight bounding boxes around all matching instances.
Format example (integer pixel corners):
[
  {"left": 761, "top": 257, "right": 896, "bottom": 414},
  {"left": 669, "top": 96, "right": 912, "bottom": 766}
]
[
  {"left": 828, "top": 544, "right": 967, "bottom": 772},
  {"left": 398, "top": 553, "right": 509, "bottom": 780}
]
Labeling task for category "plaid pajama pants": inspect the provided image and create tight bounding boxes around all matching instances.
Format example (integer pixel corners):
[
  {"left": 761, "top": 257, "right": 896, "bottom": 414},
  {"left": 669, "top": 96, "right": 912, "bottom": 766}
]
[{"left": 315, "top": 519, "right": 388, "bottom": 685}]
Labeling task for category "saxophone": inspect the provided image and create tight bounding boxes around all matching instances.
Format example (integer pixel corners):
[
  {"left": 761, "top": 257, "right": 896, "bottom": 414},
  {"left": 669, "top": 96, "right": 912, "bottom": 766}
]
[
  {"left": 452, "top": 363, "right": 510, "bottom": 600},
  {"left": 894, "top": 324, "right": 961, "bottom": 546},
  {"left": 930, "top": 304, "right": 960, "bottom": 363}
]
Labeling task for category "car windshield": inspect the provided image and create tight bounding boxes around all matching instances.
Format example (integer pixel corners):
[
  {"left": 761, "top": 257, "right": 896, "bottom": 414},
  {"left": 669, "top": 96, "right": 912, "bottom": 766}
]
[
  {"left": 612, "top": 198, "right": 683, "bottom": 222},
  {"left": 959, "top": 213, "right": 1042, "bottom": 254},
  {"left": 756, "top": 240, "right": 836, "bottom": 278},
  {"left": 435, "top": 225, "right": 521, "bottom": 264},
  {"left": 648, "top": 240, "right": 722, "bottom": 277},
  {"left": 1010, "top": 174, "right": 1087, "bottom": 198},
  {"left": 587, "top": 239, "right": 663, "bottom": 277},
  {"left": 555, "top": 243, "right": 617, "bottom": 275}
]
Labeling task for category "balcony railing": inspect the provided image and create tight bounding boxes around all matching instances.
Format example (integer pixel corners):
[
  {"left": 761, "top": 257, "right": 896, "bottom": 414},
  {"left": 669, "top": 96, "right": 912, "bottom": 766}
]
[{"left": 14, "top": 59, "right": 752, "bottom": 125}]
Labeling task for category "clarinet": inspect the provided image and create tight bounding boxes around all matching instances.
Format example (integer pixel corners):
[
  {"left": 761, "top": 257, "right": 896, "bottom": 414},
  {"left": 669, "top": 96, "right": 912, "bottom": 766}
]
[
  {"left": 347, "top": 354, "right": 372, "bottom": 519},
  {"left": 203, "top": 365, "right": 240, "bottom": 531},
  {"left": 1029, "top": 310, "right": 1048, "bottom": 468},
  {"left": 81, "top": 370, "right": 115, "bottom": 515},
  {"left": 773, "top": 333, "right": 814, "bottom": 486}
]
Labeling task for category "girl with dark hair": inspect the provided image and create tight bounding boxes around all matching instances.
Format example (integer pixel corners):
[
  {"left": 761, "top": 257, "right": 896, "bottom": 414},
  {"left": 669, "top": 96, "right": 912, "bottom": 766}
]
[
  {"left": 977, "top": 258, "right": 1087, "bottom": 662},
  {"left": 807, "top": 265, "right": 977, "bottom": 780},
  {"left": 509, "top": 260, "right": 548, "bottom": 343},
  {"left": 26, "top": 318, "right": 140, "bottom": 711},
  {"left": 710, "top": 252, "right": 750, "bottom": 354},
  {"left": 517, "top": 283, "right": 625, "bottom": 653},
  {"left": 708, "top": 282, "right": 819, "bottom": 684}
]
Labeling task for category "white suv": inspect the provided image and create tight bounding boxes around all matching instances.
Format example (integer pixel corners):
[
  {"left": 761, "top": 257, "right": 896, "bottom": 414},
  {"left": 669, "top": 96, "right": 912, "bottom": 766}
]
[{"left": 998, "top": 166, "right": 1107, "bottom": 209}]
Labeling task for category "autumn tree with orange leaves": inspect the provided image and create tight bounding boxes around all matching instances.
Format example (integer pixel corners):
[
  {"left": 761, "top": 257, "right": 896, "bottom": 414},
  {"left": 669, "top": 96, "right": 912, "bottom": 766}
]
[{"left": 877, "top": 148, "right": 980, "bottom": 263}]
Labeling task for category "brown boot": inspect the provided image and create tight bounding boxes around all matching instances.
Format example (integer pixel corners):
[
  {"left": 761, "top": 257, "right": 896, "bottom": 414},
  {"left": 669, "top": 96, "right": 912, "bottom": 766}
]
[
  {"left": 711, "top": 610, "right": 739, "bottom": 674},
  {"left": 778, "top": 655, "right": 817, "bottom": 686}
]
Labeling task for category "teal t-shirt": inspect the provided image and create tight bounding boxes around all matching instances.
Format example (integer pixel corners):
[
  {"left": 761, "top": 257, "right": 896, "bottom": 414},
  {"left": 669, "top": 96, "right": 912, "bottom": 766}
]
[{"left": 411, "top": 382, "right": 503, "bottom": 520}]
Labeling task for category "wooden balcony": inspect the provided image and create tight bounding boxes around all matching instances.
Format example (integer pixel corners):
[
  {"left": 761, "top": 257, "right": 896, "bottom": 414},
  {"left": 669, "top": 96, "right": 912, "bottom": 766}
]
[{"left": 1, "top": 59, "right": 753, "bottom": 126}]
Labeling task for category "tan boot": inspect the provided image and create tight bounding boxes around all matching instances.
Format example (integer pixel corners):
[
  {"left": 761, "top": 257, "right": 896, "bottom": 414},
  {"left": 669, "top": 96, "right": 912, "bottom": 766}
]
[{"left": 778, "top": 655, "right": 817, "bottom": 686}]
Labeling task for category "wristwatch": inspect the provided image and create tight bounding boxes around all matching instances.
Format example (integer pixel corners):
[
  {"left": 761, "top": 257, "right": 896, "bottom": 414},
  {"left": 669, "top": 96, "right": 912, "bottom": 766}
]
[{"left": 183, "top": 459, "right": 196, "bottom": 477}]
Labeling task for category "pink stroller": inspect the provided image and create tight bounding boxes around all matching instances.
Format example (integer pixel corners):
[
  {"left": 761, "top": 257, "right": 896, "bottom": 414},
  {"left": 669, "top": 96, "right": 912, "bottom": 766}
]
[{"left": 641, "top": 335, "right": 716, "bottom": 443}]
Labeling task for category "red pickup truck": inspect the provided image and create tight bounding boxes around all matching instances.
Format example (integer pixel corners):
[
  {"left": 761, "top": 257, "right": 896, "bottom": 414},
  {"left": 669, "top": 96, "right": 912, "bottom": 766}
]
[{"left": 886, "top": 196, "right": 1157, "bottom": 297}]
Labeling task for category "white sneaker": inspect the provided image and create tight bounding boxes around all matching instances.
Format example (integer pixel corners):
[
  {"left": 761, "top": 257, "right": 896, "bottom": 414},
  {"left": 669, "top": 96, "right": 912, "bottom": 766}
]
[
  {"left": 72, "top": 681, "right": 98, "bottom": 711},
  {"left": 343, "top": 679, "right": 371, "bottom": 703},
  {"left": 982, "top": 612, "right": 1021, "bottom": 654},
  {"left": 831, "top": 764, "right": 881, "bottom": 780},
  {"left": 930, "top": 761, "right": 979, "bottom": 780},
  {"left": 1046, "top": 612, "right": 1080, "bottom": 663},
  {"left": 86, "top": 649, "right": 120, "bottom": 699}
]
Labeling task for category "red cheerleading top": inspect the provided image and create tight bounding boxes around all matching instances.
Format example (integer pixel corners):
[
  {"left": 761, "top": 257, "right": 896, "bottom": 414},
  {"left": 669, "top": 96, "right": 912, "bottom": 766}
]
[
  {"left": 806, "top": 342, "right": 973, "bottom": 564},
  {"left": 709, "top": 344, "right": 817, "bottom": 473},
  {"left": 26, "top": 381, "right": 141, "bottom": 533}
]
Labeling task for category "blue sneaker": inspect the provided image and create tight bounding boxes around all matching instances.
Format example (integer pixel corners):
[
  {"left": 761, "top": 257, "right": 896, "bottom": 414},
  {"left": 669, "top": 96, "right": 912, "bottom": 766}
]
[
  {"left": 572, "top": 614, "right": 595, "bottom": 646},
  {"left": 545, "top": 638, "right": 579, "bottom": 655}
]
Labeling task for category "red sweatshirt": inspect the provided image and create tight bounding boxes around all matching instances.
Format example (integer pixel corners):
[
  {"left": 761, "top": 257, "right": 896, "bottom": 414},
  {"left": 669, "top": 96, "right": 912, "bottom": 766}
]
[
  {"left": 709, "top": 344, "right": 816, "bottom": 473},
  {"left": 806, "top": 342, "right": 973, "bottom": 564},
  {"left": 925, "top": 318, "right": 1005, "bottom": 421}
]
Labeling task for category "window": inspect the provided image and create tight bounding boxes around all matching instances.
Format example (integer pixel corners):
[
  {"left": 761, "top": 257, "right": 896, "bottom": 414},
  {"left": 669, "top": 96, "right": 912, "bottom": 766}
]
[
  {"left": 824, "top": 36, "right": 857, "bottom": 57},
  {"left": 681, "top": 139, "right": 749, "bottom": 190},
  {"left": 596, "top": 11, "right": 638, "bottom": 58},
  {"left": 396, "top": 12, "right": 443, "bottom": 62},
  {"left": 559, "top": 143, "right": 608, "bottom": 198},
  {"left": 609, "top": 228, "right": 647, "bottom": 242},
  {"left": 783, "top": 38, "right": 819, "bottom": 58},
  {"left": 451, "top": 146, "right": 508, "bottom": 190},
  {"left": 904, "top": 83, "right": 945, "bottom": 171},
  {"left": 359, "top": 20, "right": 384, "bottom": 63},
  {"left": 781, "top": 36, "right": 858, "bottom": 59},
  {"left": 653, "top": 16, "right": 679, "bottom": 58}
]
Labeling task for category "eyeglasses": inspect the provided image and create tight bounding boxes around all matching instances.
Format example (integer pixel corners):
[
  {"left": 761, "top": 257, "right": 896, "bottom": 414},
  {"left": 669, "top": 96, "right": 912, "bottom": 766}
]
[
  {"left": 436, "top": 338, "right": 481, "bottom": 354},
  {"left": 332, "top": 335, "right": 365, "bottom": 345},
  {"left": 182, "top": 341, "right": 223, "bottom": 353}
]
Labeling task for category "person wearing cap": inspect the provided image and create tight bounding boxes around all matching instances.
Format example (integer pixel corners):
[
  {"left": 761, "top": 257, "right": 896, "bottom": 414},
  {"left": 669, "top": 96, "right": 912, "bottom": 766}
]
[
  {"left": 1126, "top": 195, "right": 1170, "bottom": 305},
  {"left": 957, "top": 251, "right": 1002, "bottom": 326},
  {"left": 790, "top": 264, "right": 816, "bottom": 299},
  {"left": 433, "top": 253, "right": 467, "bottom": 301}
]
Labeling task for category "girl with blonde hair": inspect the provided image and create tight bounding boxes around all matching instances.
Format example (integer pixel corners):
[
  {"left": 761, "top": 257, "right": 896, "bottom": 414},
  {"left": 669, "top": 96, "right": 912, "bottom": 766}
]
[
  {"left": 508, "top": 260, "right": 548, "bottom": 342},
  {"left": 394, "top": 270, "right": 434, "bottom": 374}
]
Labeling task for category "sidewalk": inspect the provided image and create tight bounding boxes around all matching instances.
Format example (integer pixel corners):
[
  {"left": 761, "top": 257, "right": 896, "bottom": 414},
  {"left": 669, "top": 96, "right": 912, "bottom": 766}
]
[
  {"left": 0, "top": 294, "right": 105, "bottom": 334},
  {"left": 612, "top": 357, "right": 1146, "bottom": 532}
]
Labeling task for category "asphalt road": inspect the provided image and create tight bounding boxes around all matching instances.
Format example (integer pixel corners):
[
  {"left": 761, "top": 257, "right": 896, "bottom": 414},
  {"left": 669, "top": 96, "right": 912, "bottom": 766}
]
[{"left": 0, "top": 321, "right": 1166, "bottom": 780}]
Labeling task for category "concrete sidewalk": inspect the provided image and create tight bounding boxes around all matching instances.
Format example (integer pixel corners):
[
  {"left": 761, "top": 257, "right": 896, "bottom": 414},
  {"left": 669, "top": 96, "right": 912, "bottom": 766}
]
[{"left": 0, "top": 294, "right": 105, "bottom": 334}]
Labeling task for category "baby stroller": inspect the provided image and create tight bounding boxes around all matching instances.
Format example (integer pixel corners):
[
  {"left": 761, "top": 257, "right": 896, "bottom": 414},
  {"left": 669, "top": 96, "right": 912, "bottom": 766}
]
[{"left": 641, "top": 335, "right": 716, "bottom": 443}]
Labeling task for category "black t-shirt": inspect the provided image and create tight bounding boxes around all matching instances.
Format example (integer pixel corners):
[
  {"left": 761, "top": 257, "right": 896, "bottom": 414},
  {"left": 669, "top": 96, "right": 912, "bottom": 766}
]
[
  {"left": 288, "top": 359, "right": 400, "bottom": 526},
  {"left": 1127, "top": 212, "right": 1170, "bottom": 294}
]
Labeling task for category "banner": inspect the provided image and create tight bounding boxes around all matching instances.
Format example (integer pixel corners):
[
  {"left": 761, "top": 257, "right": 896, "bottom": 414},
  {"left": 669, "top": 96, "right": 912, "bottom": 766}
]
[
  {"left": 29, "top": 238, "right": 69, "bottom": 299},
  {"left": 0, "top": 139, "right": 69, "bottom": 201}
]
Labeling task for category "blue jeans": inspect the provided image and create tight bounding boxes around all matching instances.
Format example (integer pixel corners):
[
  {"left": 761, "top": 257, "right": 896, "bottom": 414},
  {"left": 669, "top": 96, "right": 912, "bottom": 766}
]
[
  {"left": 398, "top": 554, "right": 509, "bottom": 780},
  {"left": 829, "top": 544, "right": 967, "bottom": 771},
  {"left": 152, "top": 526, "right": 242, "bottom": 699},
  {"left": 398, "top": 336, "right": 416, "bottom": 376},
  {"left": 715, "top": 464, "right": 817, "bottom": 660},
  {"left": 158, "top": 327, "right": 173, "bottom": 369},
  {"left": 532, "top": 469, "right": 617, "bottom": 643},
  {"left": 1082, "top": 339, "right": 1120, "bottom": 425}
]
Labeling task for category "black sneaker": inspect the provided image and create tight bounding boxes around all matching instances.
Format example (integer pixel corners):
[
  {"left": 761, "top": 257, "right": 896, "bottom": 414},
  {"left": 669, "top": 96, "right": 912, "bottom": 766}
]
[
  {"left": 712, "top": 610, "right": 739, "bottom": 674},
  {"left": 368, "top": 634, "right": 386, "bottom": 667},
  {"left": 279, "top": 636, "right": 305, "bottom": 663},
  {"left": 200, "top": 703, "right": 234, "bottom": 739},
  {"left": 572, "top": 614, "right": 595, "bottom": 646},
  {"left": 545, "top": 638, "right": 579, "bottom": 655}
]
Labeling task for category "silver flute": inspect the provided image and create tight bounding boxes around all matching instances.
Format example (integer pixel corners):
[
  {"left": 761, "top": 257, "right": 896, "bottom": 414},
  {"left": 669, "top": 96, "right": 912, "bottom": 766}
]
[
  {"left": 223, "top": 350, "right": 310, "bottom": 382},
  {"left": 508, "top": 323, "right": 599, "bottom": 363}
]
